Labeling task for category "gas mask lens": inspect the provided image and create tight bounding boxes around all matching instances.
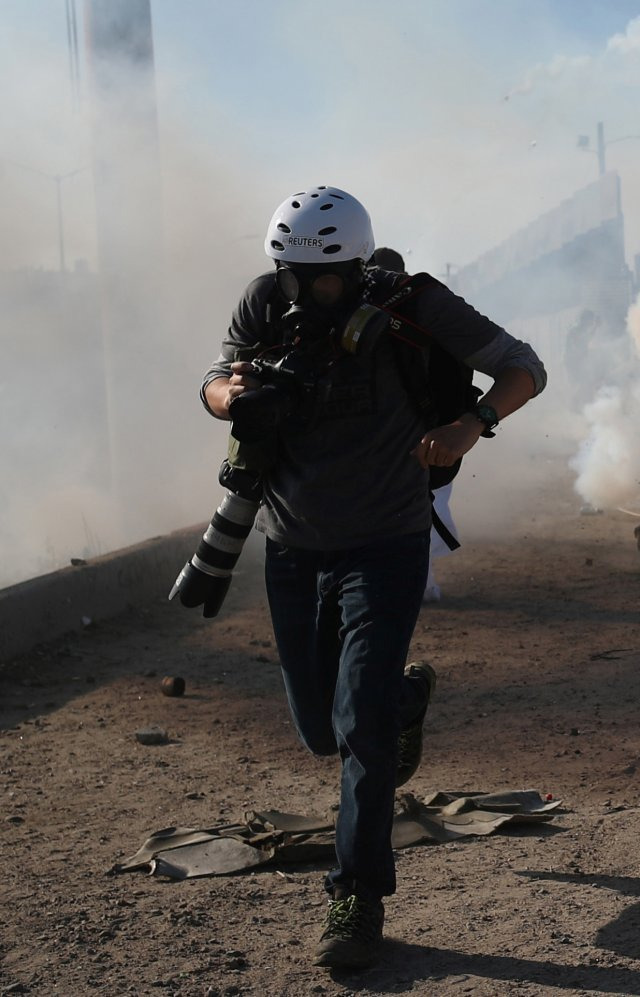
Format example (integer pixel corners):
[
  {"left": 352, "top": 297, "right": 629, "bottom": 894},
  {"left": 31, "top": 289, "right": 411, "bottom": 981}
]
[
  {"left": 276, "top": 266, "right": 346, "bottom": 307},
  {"left": 311, "top": 273, "right": 345, "bottom": 306},
  {"left": 276, "top": 267, "right": 300, "bottom": 303}
]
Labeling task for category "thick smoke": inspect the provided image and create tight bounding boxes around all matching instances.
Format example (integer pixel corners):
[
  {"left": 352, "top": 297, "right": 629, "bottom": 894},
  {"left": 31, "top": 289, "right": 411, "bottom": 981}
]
[
  {"left": 570, "top": 295, "right": 640, "bottom": 510},
  {"left": 0, "top": 8, "right": 266, "bottom": 588}
]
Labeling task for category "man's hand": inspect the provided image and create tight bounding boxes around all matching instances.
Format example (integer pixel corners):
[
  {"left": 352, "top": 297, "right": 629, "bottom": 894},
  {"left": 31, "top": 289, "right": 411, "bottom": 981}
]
[
  {"left": 204, "top": 362, "right": 262, "bottom": 419},
  {"left": 225, "top": 361, "right": 263, "bottom": 411},
  {"left": 411, "top": 367, "right": 538, "bottom": 469},
  {"left": 411, "top": 414, "right": 483, "bottom": 469}
]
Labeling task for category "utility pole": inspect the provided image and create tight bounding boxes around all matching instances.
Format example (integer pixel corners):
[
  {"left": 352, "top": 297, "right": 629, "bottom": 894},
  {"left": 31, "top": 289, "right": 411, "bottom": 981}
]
[
  {"left": 1, "top": 159, "right": 85, "bottom": 271},
  {"left": 578, "top": 121, "right": 640, "bottom": 178},
  {"left": 54, "top": 177, "right": 65, "bottom": 271},
  {"left": 597, "top": 121, "right": 605, "bottom": 176}
]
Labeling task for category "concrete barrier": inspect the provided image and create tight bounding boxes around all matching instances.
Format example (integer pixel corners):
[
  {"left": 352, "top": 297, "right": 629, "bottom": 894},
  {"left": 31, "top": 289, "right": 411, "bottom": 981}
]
[{"left": 0, "top": 523, "right": 206, "bottom": 664}]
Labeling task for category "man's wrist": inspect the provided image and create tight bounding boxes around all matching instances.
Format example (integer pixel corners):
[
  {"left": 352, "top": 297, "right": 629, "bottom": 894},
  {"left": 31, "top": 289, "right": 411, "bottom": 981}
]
[{"left": 470, "top": 403, "right": 499, "bottom": 438}]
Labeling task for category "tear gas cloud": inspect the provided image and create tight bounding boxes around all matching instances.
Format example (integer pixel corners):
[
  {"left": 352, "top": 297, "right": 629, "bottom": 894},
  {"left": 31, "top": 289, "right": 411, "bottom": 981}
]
[
  {"left": 0, "top": 9, "right": 265, "bottom": 588},
  {"left": 569, "top": 295, "right": 640, "bottom": 512},
  {"left": 1, "top": 3, "right": 640, "bottom": 588}
]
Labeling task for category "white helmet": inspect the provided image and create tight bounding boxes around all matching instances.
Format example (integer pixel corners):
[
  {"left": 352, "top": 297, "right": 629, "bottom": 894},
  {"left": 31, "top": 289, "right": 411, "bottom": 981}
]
[{"left": 264, "top": 186, "right": 375, "bottom": 264}]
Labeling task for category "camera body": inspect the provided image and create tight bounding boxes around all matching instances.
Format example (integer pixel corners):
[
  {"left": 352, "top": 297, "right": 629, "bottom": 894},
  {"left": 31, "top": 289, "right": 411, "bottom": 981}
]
[
  {"left": 228, "top": 347, "right": 330, "bottom": 444},
  {"left": 228, "top": 303, "right": 389, "bottom": 444}
]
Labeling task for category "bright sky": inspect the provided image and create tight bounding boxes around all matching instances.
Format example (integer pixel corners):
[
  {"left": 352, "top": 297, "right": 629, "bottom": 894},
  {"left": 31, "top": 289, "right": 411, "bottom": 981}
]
[{"left": 2, "top": 0, "right": 640, "bottom": 273}]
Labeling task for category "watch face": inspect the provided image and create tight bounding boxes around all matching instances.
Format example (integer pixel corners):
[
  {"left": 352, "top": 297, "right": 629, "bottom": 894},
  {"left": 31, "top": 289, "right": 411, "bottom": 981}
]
[{"left": 476, "top": 405, "right": 498, "bottom": 429}]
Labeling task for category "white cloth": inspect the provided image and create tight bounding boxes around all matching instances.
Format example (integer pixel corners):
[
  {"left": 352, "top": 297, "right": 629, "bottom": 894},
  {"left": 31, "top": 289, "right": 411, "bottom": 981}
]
[{"left": 424, "top": 483, "right": 458, "bottom": 602}]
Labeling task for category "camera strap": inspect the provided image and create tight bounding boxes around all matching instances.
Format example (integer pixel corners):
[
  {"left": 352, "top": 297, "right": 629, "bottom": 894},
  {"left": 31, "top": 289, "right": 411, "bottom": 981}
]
[{"left": 375, "top": 272, "right": 445, "bottom": 349}]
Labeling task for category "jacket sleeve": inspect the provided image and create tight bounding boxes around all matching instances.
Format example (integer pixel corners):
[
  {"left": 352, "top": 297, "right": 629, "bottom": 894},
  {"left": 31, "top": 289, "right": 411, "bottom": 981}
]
[
  {"left": 464, "top": 329, "right": 547, "bottom": 396},
  {"left": 412, "top": 279, "right": 547, "bottom": 397},
  {"left": 200, "top": 272, "right": 274, "bottom": 414}
]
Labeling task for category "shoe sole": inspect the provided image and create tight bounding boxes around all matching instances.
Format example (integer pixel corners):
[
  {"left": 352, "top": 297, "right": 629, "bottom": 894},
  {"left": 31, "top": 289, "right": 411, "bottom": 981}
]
[
  {"left": 396, "top": 662, "right": 437, "bottom": 788},
  {"left": 313, "top": 946, "right": 381, "bottom": 969}
]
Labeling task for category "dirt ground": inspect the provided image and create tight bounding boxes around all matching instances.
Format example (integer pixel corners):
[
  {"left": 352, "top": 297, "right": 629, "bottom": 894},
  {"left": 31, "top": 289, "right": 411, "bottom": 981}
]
[{"left": 2, "top": 458, "right": 640, "bottom": 997}]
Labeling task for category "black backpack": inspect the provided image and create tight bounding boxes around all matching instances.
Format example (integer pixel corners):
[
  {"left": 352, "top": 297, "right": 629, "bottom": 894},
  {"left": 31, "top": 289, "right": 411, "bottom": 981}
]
[
  {"left": 373, "top": 272, "right": 481, "bottom": 489},
  {"left": 371, "top": 272, "right": 482, "bottom": 551}
]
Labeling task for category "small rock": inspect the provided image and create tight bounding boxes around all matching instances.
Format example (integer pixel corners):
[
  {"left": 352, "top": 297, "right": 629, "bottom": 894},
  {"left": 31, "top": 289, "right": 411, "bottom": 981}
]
[
  {"left": 135, "top": 726, "right": 169, "bottom": 745},
  {"left": 161, "top": 676, "right": 185, "bottom": 697},
  {"left": 224, "top": 957, "right": 246, "bottom": 970}
]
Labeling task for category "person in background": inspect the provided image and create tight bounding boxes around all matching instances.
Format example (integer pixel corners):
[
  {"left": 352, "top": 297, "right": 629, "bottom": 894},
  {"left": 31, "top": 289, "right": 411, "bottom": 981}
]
[
  {"left": 372, "top": 247, "right": 458, "bottom": 603},
  {"left": 202, "top": 187, "right": 546, "bottom": 971},
  {"left": 371, "top": 245, "right": 405, "bottom": 274}
]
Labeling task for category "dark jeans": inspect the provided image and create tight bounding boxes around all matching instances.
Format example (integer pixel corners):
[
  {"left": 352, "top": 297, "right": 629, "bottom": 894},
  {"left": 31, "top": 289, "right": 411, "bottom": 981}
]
[{"left": 264, "top": 531, "right": 430, "bottom": 899}]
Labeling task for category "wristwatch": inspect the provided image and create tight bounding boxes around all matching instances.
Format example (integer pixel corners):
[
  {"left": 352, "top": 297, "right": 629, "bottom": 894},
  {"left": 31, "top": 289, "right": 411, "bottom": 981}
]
[{"left": 473, "top": 403, "right": 499, "bottom": 438}]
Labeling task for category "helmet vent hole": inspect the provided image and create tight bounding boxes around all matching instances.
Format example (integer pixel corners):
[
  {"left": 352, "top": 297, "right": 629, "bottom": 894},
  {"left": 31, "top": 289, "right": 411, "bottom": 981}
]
[
  {"left": 322, "top": 244, "right": 342, "bottom": 255},
  {"left": 311, "top": 193, "right": 319, "bottom": 198},
  {"left": 320, "top": 203, "right": 333, "bottom": 211},
  {"left": 291, "top": 200, "right": 301, "bottom": 209},
  {"left": 270, "top": 240, "right": 285, "bottom": 252},
  {"left": 329, "top": 193, "right": 344, "bottom": 200},
  {"left": 277, "top": 223, "right": 291, "bottom": 233},
  {"left": 318, "top": 226, "right": 337, "bottom": 235}
]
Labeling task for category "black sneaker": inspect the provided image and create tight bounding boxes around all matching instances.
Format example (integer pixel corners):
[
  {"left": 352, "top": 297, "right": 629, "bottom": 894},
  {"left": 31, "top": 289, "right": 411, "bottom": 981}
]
[
  {"left": 396, "top": 661, "right": 436, "bottom": 787},
  {"left": 313, "top": 892, "right": 384, "bottom": 969}
]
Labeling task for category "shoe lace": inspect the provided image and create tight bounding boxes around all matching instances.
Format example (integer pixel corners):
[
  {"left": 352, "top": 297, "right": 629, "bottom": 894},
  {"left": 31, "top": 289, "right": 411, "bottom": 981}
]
[{"left": 323, "top": 896, "right": 380, "bottom": 941}]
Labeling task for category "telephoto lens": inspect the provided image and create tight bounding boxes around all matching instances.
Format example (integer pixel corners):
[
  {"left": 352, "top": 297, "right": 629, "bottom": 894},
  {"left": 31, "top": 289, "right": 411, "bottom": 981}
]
[{"left": 168, "top": 477, "right": 261, "bottom": 618}]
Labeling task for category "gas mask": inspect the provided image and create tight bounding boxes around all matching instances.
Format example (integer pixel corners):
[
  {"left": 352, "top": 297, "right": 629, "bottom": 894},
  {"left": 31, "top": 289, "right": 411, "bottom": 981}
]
[{"left": 275, "top": 260, "right": 365, "bottom": 342}]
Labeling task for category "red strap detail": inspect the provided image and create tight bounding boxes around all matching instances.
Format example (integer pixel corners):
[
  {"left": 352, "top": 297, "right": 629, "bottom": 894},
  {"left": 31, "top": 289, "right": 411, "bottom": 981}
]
[{"left": 377, "top": 272, "right": 440, "bottom": 346}]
